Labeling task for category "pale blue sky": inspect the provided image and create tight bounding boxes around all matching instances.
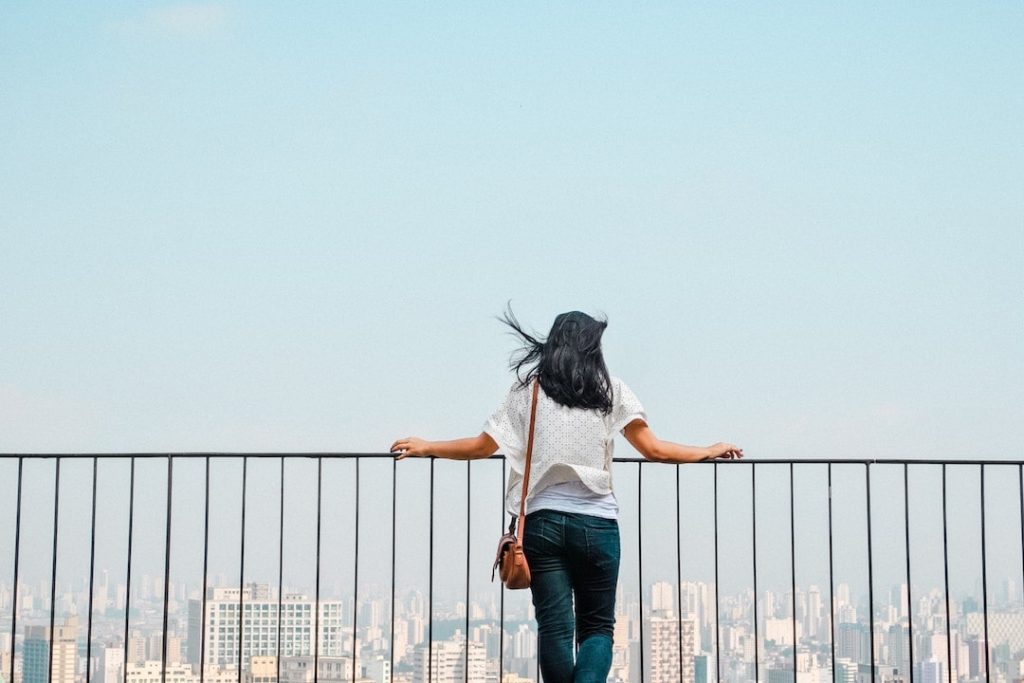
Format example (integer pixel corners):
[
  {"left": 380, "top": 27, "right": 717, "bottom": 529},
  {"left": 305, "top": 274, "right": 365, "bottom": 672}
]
[
  {"left": 2, "top": 2, "right": 1021, "bottom": 457},
  {"left": 1, "top": 2, "right": 1023, "bottom": 623}
]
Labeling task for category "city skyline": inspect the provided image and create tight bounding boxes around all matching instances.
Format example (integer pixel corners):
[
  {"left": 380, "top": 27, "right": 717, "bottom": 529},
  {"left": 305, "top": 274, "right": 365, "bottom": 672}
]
[{"left": 2, "top": 570, "right": 1020, "bottom": 683}]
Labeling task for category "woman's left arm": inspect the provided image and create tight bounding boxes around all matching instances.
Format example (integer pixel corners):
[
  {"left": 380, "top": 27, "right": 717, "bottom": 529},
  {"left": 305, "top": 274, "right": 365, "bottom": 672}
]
[{"left": 391, "top": 432, "right": 499, "bottom": 461}]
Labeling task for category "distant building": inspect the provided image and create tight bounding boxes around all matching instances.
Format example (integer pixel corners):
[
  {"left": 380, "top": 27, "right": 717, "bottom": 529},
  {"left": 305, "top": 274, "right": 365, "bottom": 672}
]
[
  {"left": 125, "top": 661, "right": 195, "bottom": 683},
  {"left": 411, "top": 636, "right": 484, "bottom": 683},
  {"left": 837, "top": 623, "right": 869, "bottom": 663},
  {"left": 808, "top": 586, "right": 822, "bottom": 639},
  {"left": 245, "top": 656, "right": 278, "bottom": 683},
  {"left": 767, "top": 668, "right": 794, "bottom": 683},
  {"left": 188, "top": 585, "right": 347, "bottom": 669},
  {"left": 279, "top": 655, "right": 364, "bottom": 683},
  {"left": 651, "top": 582, "right": 674, "bottom": 613},
  {"left": 643, "top": 615, "right": 696, "bottom": 683},
  {"left": 834, "top": 657, "right": 858, "bottom": 683},
  {"left": 24, "top": 618, "right": 77, "bottom": 683},
  {"left": 99, "top": 644, "right": 124, "bottom": 683},
  {"left": 765, "top": 618, "right": 802, "bottom": 646},
  {"left": 920, "top": 658, "right": 944, "bottom": 683},
  {"left": 694, "top": 655, "right": 707, "bottom": 683},
  {"left": 361, "top": 655, "right": 390, "bottom": 683}
]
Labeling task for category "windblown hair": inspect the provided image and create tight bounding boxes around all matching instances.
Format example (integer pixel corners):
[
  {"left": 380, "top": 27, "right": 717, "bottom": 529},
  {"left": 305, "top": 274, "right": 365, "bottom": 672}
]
[{"left": 498, "top": 304, "right": 613, "bottom": 414}]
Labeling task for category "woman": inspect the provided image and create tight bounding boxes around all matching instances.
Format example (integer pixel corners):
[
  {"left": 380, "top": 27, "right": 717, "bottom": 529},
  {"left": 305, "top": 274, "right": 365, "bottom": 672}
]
[{"left": 391, "top": 308, "right": 742, "bottom": 683}]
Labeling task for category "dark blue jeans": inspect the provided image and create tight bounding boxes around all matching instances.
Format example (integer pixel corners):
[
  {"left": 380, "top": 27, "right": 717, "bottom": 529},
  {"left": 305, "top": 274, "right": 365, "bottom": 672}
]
[{"left": 522, "top": 509, "right": 620, "bottom": 683}]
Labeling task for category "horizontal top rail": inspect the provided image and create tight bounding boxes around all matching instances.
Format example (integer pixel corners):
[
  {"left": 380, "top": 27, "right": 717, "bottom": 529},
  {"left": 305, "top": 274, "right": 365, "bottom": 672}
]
[{"left": 0, "top": 452, "right": 1021, "bottom": 465}]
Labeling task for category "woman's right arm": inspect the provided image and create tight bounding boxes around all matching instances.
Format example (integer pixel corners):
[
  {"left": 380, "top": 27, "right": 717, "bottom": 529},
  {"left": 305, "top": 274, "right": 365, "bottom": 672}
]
[{"left": 622, "top": 419, "right": 743, "bottom": 463}]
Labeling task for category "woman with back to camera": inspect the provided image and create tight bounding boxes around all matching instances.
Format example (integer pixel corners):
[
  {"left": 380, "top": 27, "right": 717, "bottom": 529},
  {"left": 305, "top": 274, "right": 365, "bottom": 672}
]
[{"left": 391, "top": 307, "right": 743, "bottom": 683}]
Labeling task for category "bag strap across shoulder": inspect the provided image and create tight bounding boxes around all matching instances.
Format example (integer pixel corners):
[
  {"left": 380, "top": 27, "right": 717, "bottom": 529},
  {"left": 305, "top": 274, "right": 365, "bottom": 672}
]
[{"left": 516, "top": 379, "right": 541, "bottom": 538}]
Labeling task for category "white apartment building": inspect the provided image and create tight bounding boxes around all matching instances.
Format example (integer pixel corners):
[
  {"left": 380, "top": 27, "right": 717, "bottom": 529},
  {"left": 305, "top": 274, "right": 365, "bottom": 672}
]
[
  {"left": 126, "top": 661, "right": 196, "bottom": 683},
  {"left": 808, "top": 586, "right": 822, "bottom": 639},
  {"left": 651, "top": 582, "right": 675, "bottom": 613},
  {"left": 245, "top": 656, "right": 278, "bottom": 683},
  {"left": 278, "top": 655, "right": 371, "bottom": 683},
  {"left": 362, "top": 655, "right": 391, "bottom": 683},
  {"left": 411, "top": 638, "right": 484, "bottom": 683},
  {"left": 764, "top": 617, "right": 802, "bottom": 646},
  {"left": 188, "top": 585, "right": 347, "bottom": 668},
  {"left": 643, "top": 614, "right": 696, "bottom": 683},
  {"left": 99, "top": 645, "right": 124, "bottom": 683}
]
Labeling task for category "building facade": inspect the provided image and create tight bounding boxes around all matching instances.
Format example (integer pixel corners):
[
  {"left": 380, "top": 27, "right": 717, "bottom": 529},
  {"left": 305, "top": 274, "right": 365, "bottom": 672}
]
[{"left": 188, "top": 585, "right": 347, "bottom": 669}]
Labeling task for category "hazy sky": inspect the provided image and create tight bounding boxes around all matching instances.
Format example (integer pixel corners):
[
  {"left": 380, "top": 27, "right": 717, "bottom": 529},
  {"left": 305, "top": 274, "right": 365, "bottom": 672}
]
[{"left": 1, "top": 2, "right": 1022, "bottom": 622}]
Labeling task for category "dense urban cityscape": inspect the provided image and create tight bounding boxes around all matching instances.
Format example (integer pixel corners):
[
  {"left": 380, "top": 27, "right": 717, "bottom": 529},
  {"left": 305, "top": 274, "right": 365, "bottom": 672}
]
[{"left": 2, "top": 570, "right": 1021, "bottom": 683}]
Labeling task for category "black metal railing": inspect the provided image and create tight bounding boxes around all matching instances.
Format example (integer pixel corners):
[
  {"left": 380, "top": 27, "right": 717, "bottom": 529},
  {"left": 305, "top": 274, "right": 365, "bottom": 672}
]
[{"left": 1, "top": 454, "right": 1022, "bottom": 683}]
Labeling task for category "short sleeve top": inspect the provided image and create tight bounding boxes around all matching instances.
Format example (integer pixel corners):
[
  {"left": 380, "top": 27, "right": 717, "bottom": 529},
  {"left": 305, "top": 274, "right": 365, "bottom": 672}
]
[{"left": 483, "top": 376, "right": 647, "bottom": 515}]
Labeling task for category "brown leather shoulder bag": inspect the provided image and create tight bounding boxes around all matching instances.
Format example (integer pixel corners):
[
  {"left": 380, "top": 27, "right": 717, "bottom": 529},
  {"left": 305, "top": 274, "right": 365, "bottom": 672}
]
[{"left": 491, "top": 379, "right": 540, "bottom": 590}]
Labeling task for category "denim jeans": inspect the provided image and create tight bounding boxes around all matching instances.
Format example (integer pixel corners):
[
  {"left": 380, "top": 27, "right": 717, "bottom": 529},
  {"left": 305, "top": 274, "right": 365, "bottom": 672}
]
[{"left": 522, "top": 509, "right": 620, "bottom": 683}]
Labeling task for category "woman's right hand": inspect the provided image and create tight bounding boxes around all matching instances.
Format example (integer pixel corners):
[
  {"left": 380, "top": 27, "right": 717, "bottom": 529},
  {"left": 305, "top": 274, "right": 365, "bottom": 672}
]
[{"left": 708, "top": 442, "right": 743, "bottom": 460}]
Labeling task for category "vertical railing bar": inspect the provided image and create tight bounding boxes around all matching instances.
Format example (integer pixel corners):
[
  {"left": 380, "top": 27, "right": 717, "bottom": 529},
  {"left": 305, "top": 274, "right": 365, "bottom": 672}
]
[
  {"left": 276, "top": 457, "right": 285, "bottom": 683},
  {"left": 8, "top": 458, "right": 22, "bottom": 683},
  {"left": 790, "top": 462, "right": 797, "bottom": 683},
  {"left": 942, "top": 464, "right": 952, "bottom": 683},
  {"left": 123, "top": 457, "right": 136, "bottom": 683},
  {"left": 866, "top": 464, "right": 876, "bottom": 683},
  {"left": 1019, "top": 465, "right": 1024, "bottom": 653},
  {"left": 500, "top": 459, "right": 506, "bottom": 683},
  {"left": 752, "top": 462, "right": 759, "bottom": 683},
  {"left": 904, "top": 464, "right": 914, "bottom": 683},
  {"left": 85, "top": 457, "right": 99, "bottom": 683},
  {"left": 713, "top": 462, "right": 721, "bottom": 683},
  {"left": 980, "top": 465, "right": 990, "bottom": 683},
  {"left": 314, "top": 457, "right": 323, "bottom": 683},
  {"left": 200, "top": 457, "right": 211, "bottom": 683},
  {"left": 676, "top": 464, "right": 683, "bottom": 682},
  {"left": 237, "top": 456, "right": 248, "bottom": 683},
  {"left": 429, "top": 457, "right": 435, "bottom": 683},
  {"left": 638, "top": 462, "right": 645, "bottom": 683},
  {"left": 389, "top": 457, "right": 397, "bottom": 682},
  {"left": 160, "top": 456, "right": 174, "bottom": 683},
  {"left": 352, "top": 458, "right": 360, "bottom": 683},
  {"left": 464, "top": 460, "right": 470, "bottom": 683},
  {"left": 827, "top": 464, "right": 836, "bottom": 683},
  {"left": 47, "top": 457, "right": 60, "bottom": 683}
]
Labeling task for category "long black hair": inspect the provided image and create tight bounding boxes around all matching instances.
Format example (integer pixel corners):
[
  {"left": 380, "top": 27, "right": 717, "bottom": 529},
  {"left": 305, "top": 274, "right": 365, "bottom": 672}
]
[{"left": 498, "top": 304, "right": 613, "bottom": 414}]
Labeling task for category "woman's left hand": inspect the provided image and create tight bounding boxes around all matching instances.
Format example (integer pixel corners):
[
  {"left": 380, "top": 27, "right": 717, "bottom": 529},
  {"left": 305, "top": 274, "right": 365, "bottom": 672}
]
[{"left": 391, "top": 436, "right": 432, "bottom": 459}]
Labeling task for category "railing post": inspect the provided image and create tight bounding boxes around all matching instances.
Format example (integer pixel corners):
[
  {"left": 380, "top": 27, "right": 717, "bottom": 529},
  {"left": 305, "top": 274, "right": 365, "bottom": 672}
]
[
  {"left": 314, "top": 457, "right": 323, "bottom": 683},
  {"left": 638, "top": 462, "right": 644, "bottom": 683},
  {"left": 123, "top": 457, "right": 135, "bottom": 683},
  {"left": 789, "top": 463, "right": 797, "bottom": 683},
  {"left": 200, "top": 457, "right": 210, "bottom": 683},
  {"left": 752, "top": 462, "right": 759, "bottom": 683},
  {"left": 353, "top": 458, "right": 360, "bottom": 683},
  {"left": 676, "top": 464, "right": 683, "bottom": 682},
  {"left": 904, "top": 464, "right": 915, "bottom": 683},
  {"left": 276, "top": 457, "right": 284, "bottom": 683},
  {"left": 429, "top": 457, "right": 434, "bottom": 683},
  {"left": 714, "top": 461, "right": 721, "bottom": 683},
  {"left": 942, "top": 464, "right": 952, "bottom": 683},
  {"left": 464, "top": 460, "right": 470, "bottom": 683},
  {"left": 7, "top": 456, "right": 23, "bottom": 683},
  {"left": 86, "top": 458, "right": 98, "bottom": 683},
  {"left": 980, "top": 465, "right": 990, "bottom": 683},
  {"left": 237, "top": 457, "right": 247, "bottom": 682},
  {"left": 47, "top": 458, "right": 60, "bottom": 683},
  {"left": 390, "top": 457, "right": 397, "bottom": 683},
  {"left": 866, "top": 464, "right": 875, "bottom": 683},
  {"left": 499, "top": 458, "right": 506, "bottom": 683},
  {"left": 160, "top": 456, "right": 173, "bottom": 683},
  {"left": 827, "top": 464, "right": 836, "bottom": 683}
]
